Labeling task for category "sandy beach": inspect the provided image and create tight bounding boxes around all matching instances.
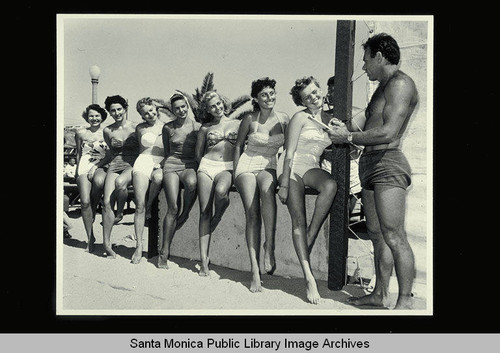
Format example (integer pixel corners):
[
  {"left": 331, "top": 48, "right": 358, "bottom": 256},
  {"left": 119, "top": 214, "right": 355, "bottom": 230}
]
[{"left": 59, "top": 204, "right": 428, "bottom": 315}]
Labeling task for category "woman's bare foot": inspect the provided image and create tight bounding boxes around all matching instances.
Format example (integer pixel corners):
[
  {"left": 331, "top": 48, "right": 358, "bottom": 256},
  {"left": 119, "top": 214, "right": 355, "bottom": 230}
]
[
  {"left": 157, "top": 252, "right": 169, "bottom": 269},
  {"left": 263, "top": 242, "right": 276, "bottom": 274},
  {"left": 306, "top": 280, "right": 321, "bottom": 304},
  {"left": 85, "top": 234, "right": 96, "bottom": 253},
  {"left": 346, "top": 293, "right": 387, "bottom": 307},
  {"left": 131, "top": 244, "right": 143, "bottom": 264},
  {"left": 249, "top": 272, "right": 263, "bottom": 293},
  {"left": 104, "top": 245, "right": 116, "bottom": 259},
  {"left": 198, "top": 258, "right": 210, "bottom": 277}
]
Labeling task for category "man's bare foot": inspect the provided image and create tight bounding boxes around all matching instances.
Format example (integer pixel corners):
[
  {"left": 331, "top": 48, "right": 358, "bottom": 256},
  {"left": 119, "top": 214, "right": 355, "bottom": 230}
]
[
  {"left": 85, "top": 235, "right": 96, "bottom": 253},
  {"left": 104, "top": 246, "right": 116, "bottom": 259},
  {"left": 346, "top": 293, "right": 387, "bottom": 307},
  {"left": 306, "top": 280, "right": 321, "bottom": 304},
  {"left": 393, "top": 294, "right": 413, "bottom": 310},
  {"left": 250, "top": 272, "right": 263, "bottom": 293},
  {"left": 131, "top": 244, "right": 143, "bottom": 264},
  {"left": 263, "top": 242, "right": 276, "bottom": 274},
  {"left": 198, "top": 258, "right": 210, "bottom": 277}
]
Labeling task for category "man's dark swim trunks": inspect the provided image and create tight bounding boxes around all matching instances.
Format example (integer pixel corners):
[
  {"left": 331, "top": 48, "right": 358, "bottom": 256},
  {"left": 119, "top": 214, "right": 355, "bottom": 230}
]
[{"left": 359, "top": 148, "right": 412, "bottom": 191}]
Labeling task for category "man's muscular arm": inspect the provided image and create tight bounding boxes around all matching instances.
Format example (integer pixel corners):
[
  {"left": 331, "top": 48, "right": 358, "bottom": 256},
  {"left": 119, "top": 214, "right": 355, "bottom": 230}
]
[{"left": 328, "top": 77, "right": 413, "bottom": 145}]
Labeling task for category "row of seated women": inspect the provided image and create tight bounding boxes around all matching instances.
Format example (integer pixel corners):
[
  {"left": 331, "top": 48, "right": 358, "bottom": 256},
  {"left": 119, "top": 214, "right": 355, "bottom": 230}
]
[{"left": 73, "top": 76, "right": 341, "bottom": 304}]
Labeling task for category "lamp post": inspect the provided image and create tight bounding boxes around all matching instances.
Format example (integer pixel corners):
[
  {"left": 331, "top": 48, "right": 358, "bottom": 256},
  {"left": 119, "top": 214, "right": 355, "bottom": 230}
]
[{"left": 89, "top": 65, "right": 101, "bottom": 104}]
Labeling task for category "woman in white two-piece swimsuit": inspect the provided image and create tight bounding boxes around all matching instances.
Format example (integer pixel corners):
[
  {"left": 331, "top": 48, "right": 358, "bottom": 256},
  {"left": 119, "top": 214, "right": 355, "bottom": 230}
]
[
  {"left": 195, "top": 90, "right": 241, "bottom": 276},
  {"left": 131, "top": 97, "right": 166, "bottom": 264},
  {"left": 277, "top": 76, "right": 337, "bottom": 305},
  {"left": 233, "top": 77, "right": 289, "bottom": 292},
  {"left": 75, "top": 104, "right": 110, "bottom": 253}
]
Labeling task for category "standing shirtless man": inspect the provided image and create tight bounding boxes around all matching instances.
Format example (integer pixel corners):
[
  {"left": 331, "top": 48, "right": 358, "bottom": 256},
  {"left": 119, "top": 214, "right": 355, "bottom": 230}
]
[{"left": 328, "top": 33, "right": 419, "bottom": 309}]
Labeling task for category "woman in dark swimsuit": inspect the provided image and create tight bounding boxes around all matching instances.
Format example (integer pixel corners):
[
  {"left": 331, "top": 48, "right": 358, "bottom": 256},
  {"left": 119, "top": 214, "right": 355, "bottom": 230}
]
[
  {"left": 158, "top": 93, "right": 201, "bottom": 269},
  {"left": 101, "top": 95, "right": 139, "bottom": 259}
]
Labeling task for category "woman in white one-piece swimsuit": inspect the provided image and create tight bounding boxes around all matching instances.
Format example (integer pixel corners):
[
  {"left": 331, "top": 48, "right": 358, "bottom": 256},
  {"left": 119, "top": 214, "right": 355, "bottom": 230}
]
[
  {"left": 233, "top": 77, "right": 289, "bottom": 292},
  {"left": 277, "top": 76, "right": 337, "bottom": 305},
  {"left": 131, "top": 97, "right": 165, "bottom": 264}
]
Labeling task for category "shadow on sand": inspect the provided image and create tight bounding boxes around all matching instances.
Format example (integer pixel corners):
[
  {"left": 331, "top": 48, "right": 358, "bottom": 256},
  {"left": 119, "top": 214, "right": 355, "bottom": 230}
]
[{"left": 63, "top": 235, "right": 384, "bottom": 309}]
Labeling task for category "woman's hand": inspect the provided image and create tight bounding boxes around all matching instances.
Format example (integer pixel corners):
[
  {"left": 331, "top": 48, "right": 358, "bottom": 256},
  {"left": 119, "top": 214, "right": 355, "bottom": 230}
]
[{"left": 277, "top": 186, "right": 289, "bottom": 204}]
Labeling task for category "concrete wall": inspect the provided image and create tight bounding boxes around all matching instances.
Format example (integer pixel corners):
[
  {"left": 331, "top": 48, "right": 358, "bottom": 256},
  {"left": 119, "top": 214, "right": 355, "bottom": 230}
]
[{"left": 153, "top": 19, "right": 431, "bottom": 283}]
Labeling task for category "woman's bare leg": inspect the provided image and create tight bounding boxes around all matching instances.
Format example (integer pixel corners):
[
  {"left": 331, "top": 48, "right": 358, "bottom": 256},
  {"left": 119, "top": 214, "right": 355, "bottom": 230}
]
[
  {"left": 176, "top": 169, "right": 198, "bottom": 230},
  {"left": 113, "top": 168, "right": 133, "bottom": 224},
  {"left": 159, "top": 172, "right": 181, "bottom": 269},
  {"left": 131, "top": 172, "right": 150, "bottom": 264},
  {"left": 287, "top": 178, "right": 320, "bottom": 304},
  {"left": 77, "top": 174, "right": 95, "bottom": 252},
  {"left": 257, "top": 169, "right": 277, "bottom": 274},
  {"left": 197, "top": 172, "right": 214, "bottom": 276},
  {"left": 102, "top": 172, "right": 119, "bottom": 258},
  {"left": 235, "top": 173, "right": 262, "bottom": 292},
  {"left": 210, "top": 171, "right": 232, "bottom": 233},
  {"left": 146, "top": 169, "right": 163, "bottom": 220},
  {"left": 302, "top": 169, "right": 337, "bottom": 253}
]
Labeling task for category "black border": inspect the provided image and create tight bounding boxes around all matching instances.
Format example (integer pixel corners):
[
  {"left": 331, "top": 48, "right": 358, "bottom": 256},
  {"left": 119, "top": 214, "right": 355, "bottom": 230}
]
[{"left": 8, "top": 4, "right": 497, "bottom": 334}]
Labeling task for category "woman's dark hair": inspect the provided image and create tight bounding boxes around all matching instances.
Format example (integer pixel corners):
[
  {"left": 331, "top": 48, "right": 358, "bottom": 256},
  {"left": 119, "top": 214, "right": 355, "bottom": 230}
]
[
  {"left": 82, "top": 104, "right": 108, "bottom": 122},
  {"left": 250, "top": 77, "right": 276, "bottom": 111},
  {"left": 289, "top": 76, "right": 321, "bottom": 106},
  {"left": 362, "top": 33, "right": 400, "bottom": 65},
  {"left": 104, "top": 95, "right": 128, "bottom": 112}
]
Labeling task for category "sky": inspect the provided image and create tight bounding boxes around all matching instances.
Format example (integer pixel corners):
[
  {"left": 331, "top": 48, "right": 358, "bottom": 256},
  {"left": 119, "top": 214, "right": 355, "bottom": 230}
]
[{"left": 58, "top": 15, "right": 372, "bottom": 127}]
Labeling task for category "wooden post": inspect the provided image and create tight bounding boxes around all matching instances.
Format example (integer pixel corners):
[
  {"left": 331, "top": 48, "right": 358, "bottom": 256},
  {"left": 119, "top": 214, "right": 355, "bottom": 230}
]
[
  {"left": 147, "top": 195, "right": 160, "bottom": 258},
  {"left": 328, "top": 20, "right": 355, "bottom": 290}
]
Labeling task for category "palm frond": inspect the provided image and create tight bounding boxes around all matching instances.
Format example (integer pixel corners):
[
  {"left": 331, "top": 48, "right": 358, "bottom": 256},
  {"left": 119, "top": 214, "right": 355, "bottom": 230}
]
[
  {"left": 200, "top": 72, "right": 214, "bottom": 95},
  {"left": 231, "top": 108, "right": 253, "bottom": 121},
  {"left": 194, "top": 87, "right": 202, "bottom": 103},
  {"left": 229, "top": 95, "right": 252, "bottom": 113}
]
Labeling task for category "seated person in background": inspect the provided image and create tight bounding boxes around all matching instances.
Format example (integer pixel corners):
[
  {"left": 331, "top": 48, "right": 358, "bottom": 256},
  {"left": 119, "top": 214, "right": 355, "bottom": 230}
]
[{"left": 64, "top": 157, "right": 77, "bottom": 182}]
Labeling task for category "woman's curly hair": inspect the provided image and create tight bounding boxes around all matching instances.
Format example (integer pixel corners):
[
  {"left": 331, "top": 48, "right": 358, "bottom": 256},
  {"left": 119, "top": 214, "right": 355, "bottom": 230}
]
[
  {"left": 250, "top": 77, "right": 276, "bottom": 111},
  {"left": 289, "top": 76, "right": 321, "bottom": 107},
  {"left": 104, "top": 95, "right": 128, "bottom": 112},
  {"left": 82, "top": 104, "right": 108, "bottom": 122}
]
